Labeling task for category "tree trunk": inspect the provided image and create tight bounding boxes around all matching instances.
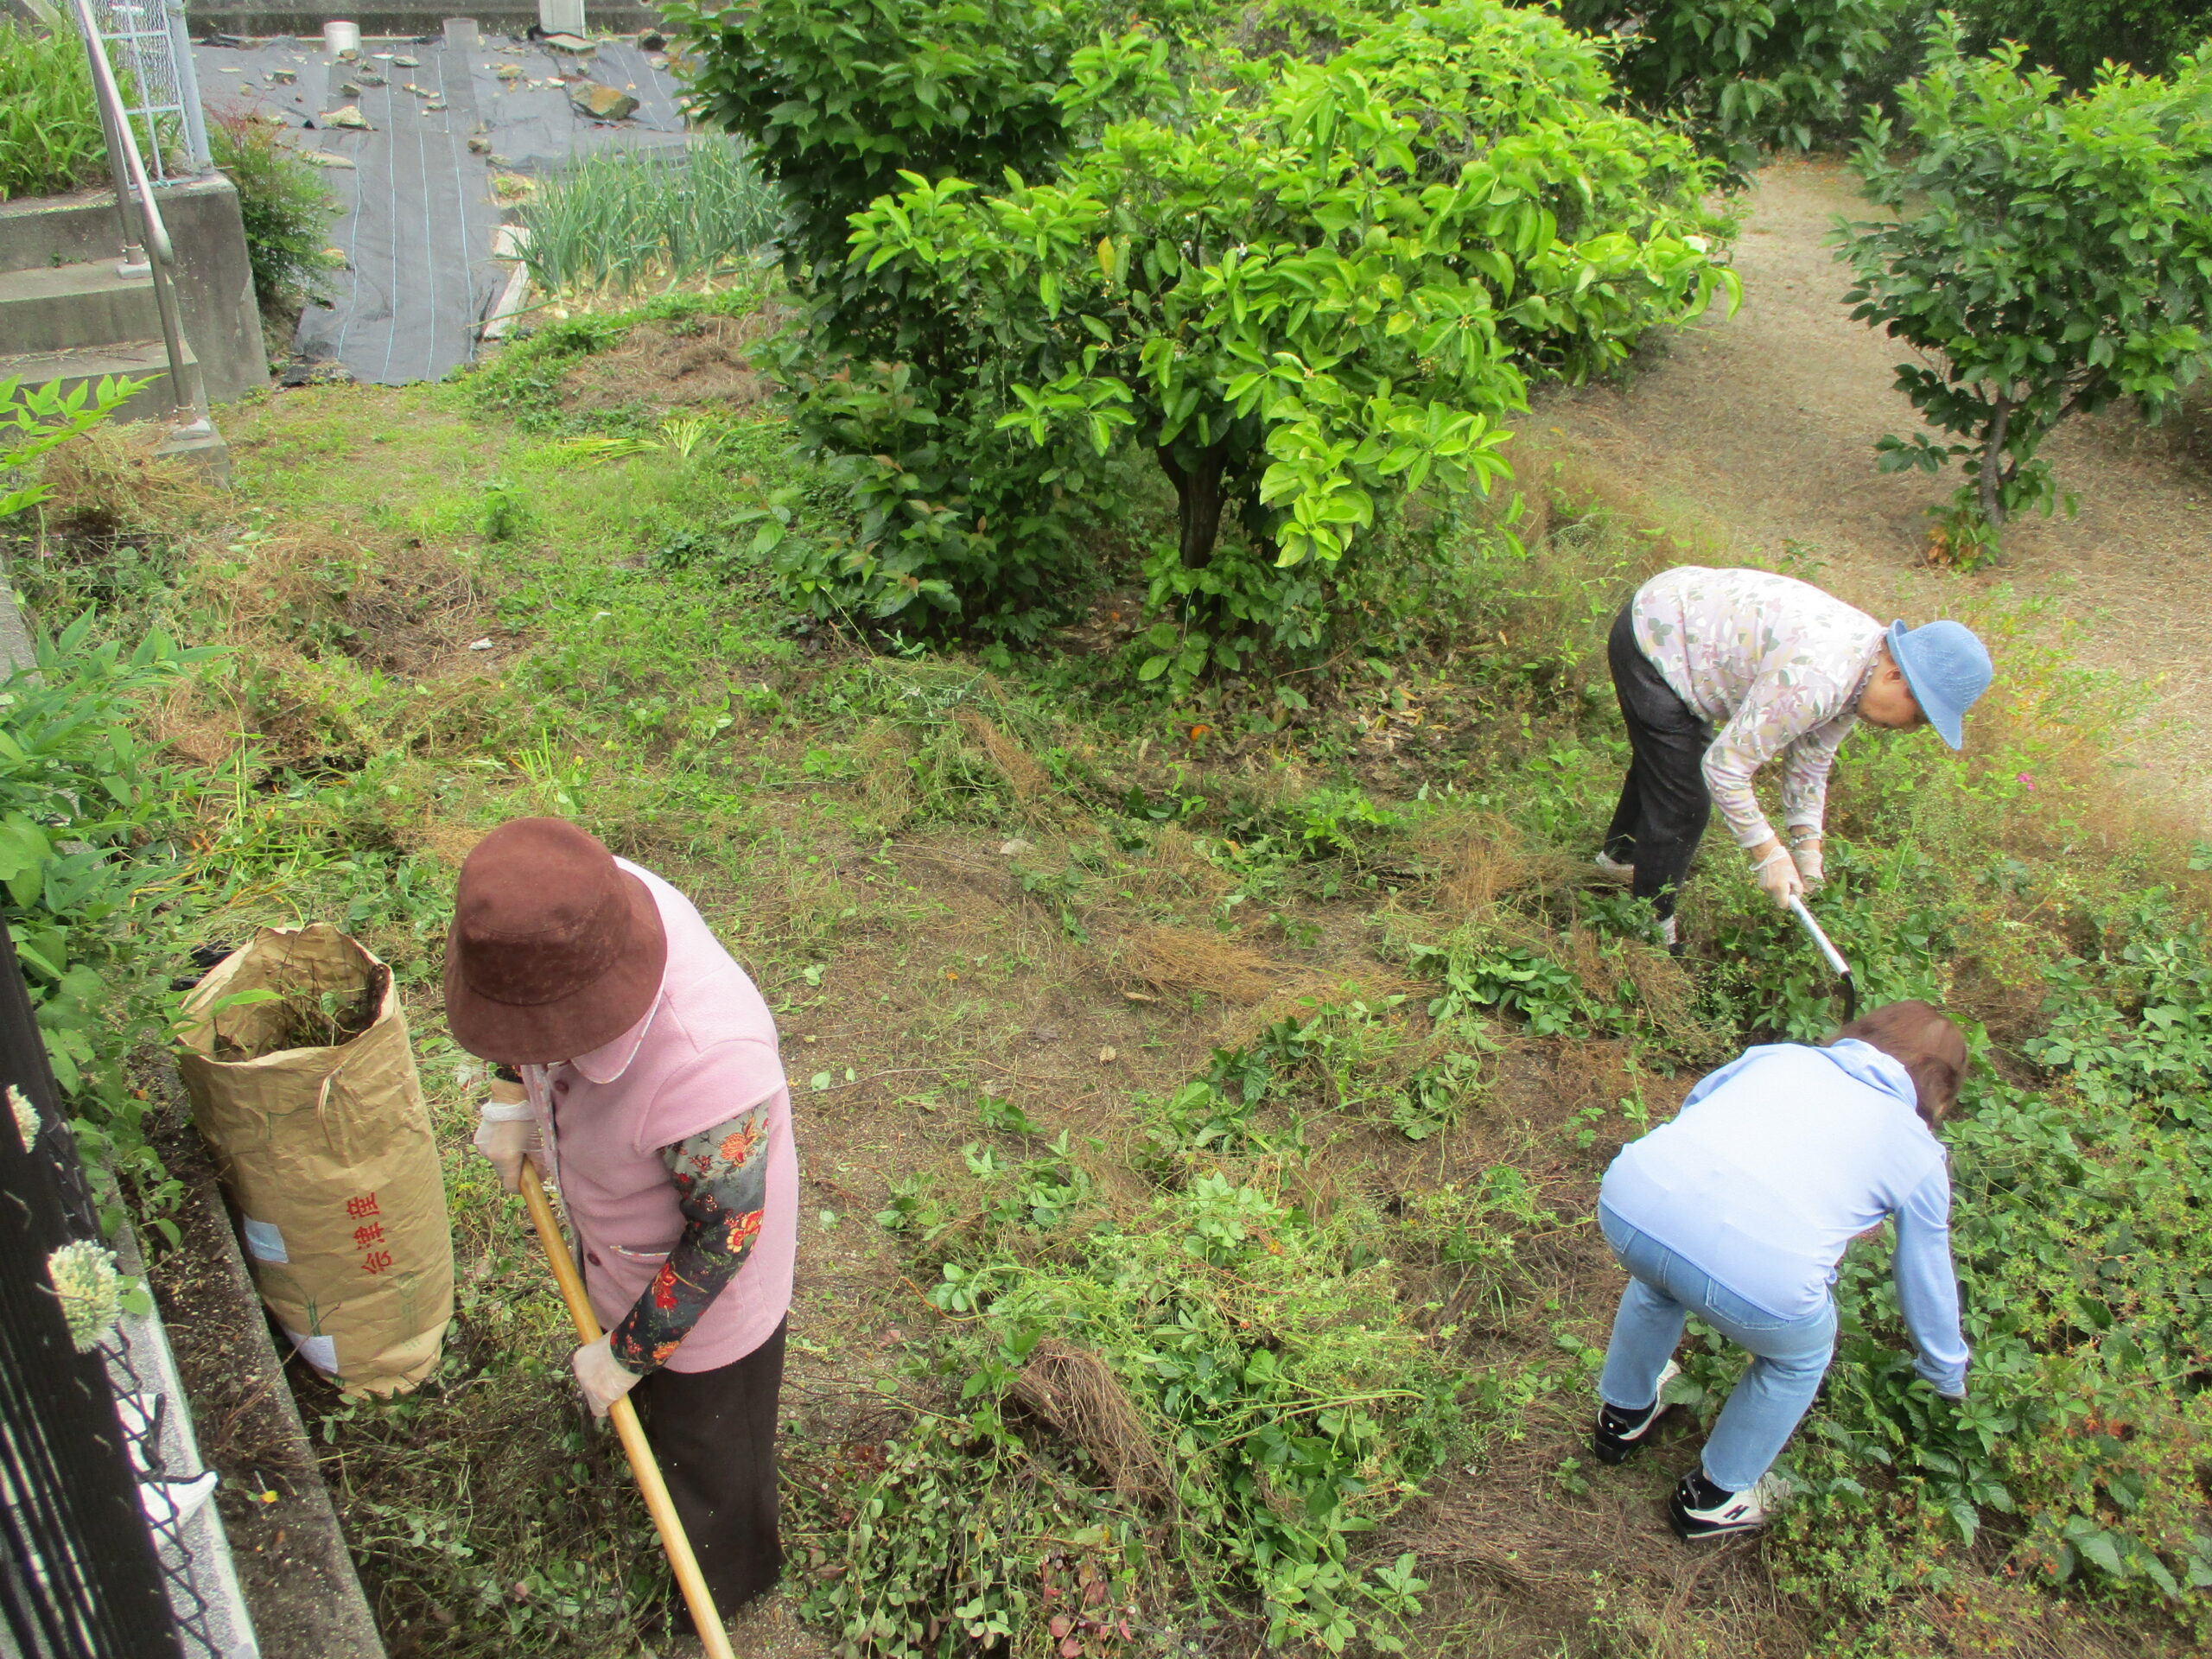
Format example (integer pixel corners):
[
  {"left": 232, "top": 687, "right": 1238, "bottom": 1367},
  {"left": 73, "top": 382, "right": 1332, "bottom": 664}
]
[
  {"left": 1159, "top": 442, "right": 1230, "bottom": 569},
  {"left": 1979, "top": 392, "right": 2012, "bottom": 529}
]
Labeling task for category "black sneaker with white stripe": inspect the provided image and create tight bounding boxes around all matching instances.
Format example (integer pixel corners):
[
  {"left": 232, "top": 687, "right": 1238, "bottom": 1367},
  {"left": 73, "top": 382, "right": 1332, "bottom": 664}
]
[
  {"left": 1591, "top": 1360, "right": 1680, "bottom": 1465},
  {"left": 1668, "top": 1469, "right": 1791, "bottom": 1540}
]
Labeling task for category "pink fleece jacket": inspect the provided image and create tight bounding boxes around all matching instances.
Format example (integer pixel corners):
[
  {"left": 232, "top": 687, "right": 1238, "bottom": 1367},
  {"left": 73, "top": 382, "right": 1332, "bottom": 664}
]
[{"left": 523, "top": 861, "right": 796, "bottom": 1371}]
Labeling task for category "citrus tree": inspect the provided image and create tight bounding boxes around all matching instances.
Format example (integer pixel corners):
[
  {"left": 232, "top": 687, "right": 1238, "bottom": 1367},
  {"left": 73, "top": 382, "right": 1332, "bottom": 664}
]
[
  {"left": 1957, "top": 0, "right": 2212, "bottom": 84},
  {"left": 782, "top": 2, "right": 1736, "bottom": 660},
  {"left": 1834, "top": 29, "right": 2212, "bottom": 556},
  {"left": 664, "top": 0, "right": 1083, "bottom": 358},
  {"left": 1556, "top": 0, "right": 1910, "bottom": 171}
]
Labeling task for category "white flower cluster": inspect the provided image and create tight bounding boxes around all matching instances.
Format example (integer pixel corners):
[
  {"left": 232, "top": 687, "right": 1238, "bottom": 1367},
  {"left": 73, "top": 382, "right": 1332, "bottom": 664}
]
[
  {"left": 9, "top": 1084, "right": 37, "bottom": 1149},
  {"left": 47, "top": 1240, "right": 124, "bottom": 1351}
]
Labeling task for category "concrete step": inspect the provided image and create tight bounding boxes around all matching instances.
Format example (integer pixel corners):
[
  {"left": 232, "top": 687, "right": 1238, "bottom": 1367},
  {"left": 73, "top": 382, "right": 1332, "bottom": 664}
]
[
  {"left": 0, "top": 260, "right": 162, "bottom": 353},
  {"left": 0, "top": 189, "right": 130, "bottom": 276},
  {"left": 0, "top": 339, "right": 198, "bottom": 424}
]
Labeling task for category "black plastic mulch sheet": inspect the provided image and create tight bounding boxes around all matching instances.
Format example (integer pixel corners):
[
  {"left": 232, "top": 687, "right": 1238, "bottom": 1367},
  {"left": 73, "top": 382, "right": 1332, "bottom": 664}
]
[{"left": 195, "top": 29, "right": 687, "bottom": 385}]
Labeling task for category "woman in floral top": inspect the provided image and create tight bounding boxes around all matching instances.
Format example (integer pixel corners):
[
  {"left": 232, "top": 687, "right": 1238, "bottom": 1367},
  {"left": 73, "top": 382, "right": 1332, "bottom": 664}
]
[
  {"left": 447, "top": 818, "right": 798, "bottom": 1630},
  {"left": 1600, "top": 568, "right": 1993, "bottom": 949}
]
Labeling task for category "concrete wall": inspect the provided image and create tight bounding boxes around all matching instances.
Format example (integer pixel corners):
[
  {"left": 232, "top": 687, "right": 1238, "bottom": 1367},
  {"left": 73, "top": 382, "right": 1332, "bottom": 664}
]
[{"left": 3, "top": 177, "right": 272, "bottom": 406}]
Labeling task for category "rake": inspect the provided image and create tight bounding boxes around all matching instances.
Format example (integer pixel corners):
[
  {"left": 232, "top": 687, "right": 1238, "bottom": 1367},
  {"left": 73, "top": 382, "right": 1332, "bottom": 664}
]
[{"left": 520, "top": 1164, "right": 735, "bottom": 1659}]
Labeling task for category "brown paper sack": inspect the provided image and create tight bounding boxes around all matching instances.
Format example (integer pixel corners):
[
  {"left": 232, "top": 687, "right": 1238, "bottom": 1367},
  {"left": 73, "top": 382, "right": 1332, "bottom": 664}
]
[{"left": 176, "top": 925, "right": 453, "bottom": 1395}]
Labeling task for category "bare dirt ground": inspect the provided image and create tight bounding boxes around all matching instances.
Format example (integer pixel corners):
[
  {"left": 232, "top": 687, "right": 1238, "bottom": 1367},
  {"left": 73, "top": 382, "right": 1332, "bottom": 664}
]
[{"left": 1542, "top": 155, "right": 2212, "bottom": 831}]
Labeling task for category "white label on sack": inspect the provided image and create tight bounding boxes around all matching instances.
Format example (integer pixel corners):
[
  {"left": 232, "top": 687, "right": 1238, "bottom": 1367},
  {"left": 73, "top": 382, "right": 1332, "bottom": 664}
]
[
  {"left": 241, "top": 1217, "right": 289, "bottom": 1264},
  {"left": 283, "top": 1328, "right": 339, "bottom": 1373}
]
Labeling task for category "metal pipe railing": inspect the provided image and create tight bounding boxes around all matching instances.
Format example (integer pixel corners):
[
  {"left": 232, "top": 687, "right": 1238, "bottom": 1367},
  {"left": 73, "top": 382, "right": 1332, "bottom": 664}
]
[{"left": 69, "top": 0, "right": 211, "bottom": 435}]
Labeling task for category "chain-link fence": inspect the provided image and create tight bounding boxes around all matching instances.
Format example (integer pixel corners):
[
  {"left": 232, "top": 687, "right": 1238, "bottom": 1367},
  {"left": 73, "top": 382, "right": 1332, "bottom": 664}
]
[
  {"left": 0, "top": 919, "right": 183, "bottom": 1659},
  {"left": 73, "top": 0, "right": 211, "bottom": 175}
]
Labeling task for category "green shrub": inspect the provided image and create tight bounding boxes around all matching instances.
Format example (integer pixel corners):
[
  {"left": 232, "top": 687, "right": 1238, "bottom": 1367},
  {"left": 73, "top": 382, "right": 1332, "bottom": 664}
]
[
  {"left": 1959, "top": 0, "right": 2212, "bottom": 83},
  {"left": 1557, "top": 0, "right": 1912, "bottom": 171},
  {"left": 516, "top": 137, "right": 785, "bottom": 297},
  {"left": 0, "top": 614, "right": 210, "bottom": 1229},
  {"left": 757, "top": 0, "right": 1733, "bottom": 652},
  {"left": 1834, "top": 27, "right": 2212, "bottom": 556},
  {"left": 665, "top": 0, "right": 1083, "bottom": 348},
  {"left": 0, "top": 21, "right": 108, "bottom": 202},
  {"left": 209, "top": 107, "right": 339, "bottom": 310}
]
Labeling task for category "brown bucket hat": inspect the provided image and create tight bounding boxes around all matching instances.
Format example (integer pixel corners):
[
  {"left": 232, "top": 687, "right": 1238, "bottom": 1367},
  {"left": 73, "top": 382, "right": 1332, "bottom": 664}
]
[{"left": 443, "top": 817, "right": 668, "bottom": 1065}]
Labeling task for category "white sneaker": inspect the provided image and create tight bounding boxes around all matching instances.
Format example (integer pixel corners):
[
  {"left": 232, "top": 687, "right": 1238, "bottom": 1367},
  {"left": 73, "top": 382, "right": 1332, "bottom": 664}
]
[
  {"left": 1593, "top": 852, "right": 1635, "bottom": 887},
  {"left": 1592, "top": 1359, "right": 1680, "bottom": 1465},
  {"left": 1669, "top": 1469, "right": 1792, "bottom": 1540},
  {"left": 139, "top": 1469, "right": 219, "bottom": 1529}
]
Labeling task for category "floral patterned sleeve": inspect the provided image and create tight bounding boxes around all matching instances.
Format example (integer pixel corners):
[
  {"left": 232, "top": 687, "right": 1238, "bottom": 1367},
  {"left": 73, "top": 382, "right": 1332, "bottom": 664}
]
[
  {"left": 1703, "top": 688, "right": 1861, "bottom": 850},
  {"left": 606, "top": 1104, "right": 772, "bottom": 1375},
  {"left": 1777, "top": 709, "right": 1860, "bottom": 837}
]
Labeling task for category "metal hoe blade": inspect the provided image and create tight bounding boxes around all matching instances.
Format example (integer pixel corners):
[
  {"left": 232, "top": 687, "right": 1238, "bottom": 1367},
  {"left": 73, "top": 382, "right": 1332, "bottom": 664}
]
[{"left": 1786, "top": 895, "right": 1858, "bottom": 1023}]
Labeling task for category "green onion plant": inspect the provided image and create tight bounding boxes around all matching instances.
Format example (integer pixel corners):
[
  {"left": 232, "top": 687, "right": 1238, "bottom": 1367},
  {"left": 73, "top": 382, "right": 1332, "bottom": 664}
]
[{"left": 516, "top": 137, "right": 785, "bottom": 298}]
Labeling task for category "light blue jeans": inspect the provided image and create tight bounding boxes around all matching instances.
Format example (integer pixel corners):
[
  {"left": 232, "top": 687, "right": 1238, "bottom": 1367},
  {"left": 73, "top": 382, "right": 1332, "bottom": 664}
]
[{"left": 1597, "top": 1204, "right": 1837, "bottom": 1491}]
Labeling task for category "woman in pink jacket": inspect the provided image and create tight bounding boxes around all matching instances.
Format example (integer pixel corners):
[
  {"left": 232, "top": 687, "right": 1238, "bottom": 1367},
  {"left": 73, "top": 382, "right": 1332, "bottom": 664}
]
[{"left": 444, "top": 818, "right": 798, "bottom": 1626}]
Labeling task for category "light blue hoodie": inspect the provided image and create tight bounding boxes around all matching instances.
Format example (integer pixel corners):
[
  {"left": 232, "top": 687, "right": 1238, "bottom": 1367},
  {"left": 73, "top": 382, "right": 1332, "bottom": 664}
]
[{"left": 1599, "top": 1038, "right": 1969, "bottom": 1393}]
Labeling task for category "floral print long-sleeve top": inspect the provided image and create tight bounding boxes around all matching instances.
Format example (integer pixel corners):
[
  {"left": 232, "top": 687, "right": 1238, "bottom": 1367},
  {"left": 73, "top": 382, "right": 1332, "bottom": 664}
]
[
  {"left": 605, "top": 1103, "right": 772, "bottom": 1374},
  {"left": 1632, "top": 567, "right": 1884, "bottom": 852}
]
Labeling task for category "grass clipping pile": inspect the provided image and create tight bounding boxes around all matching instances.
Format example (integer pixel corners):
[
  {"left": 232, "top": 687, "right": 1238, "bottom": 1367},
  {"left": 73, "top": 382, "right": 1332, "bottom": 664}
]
[{"left": 177, "top": 924, "right": 453, "bottom": 1395}]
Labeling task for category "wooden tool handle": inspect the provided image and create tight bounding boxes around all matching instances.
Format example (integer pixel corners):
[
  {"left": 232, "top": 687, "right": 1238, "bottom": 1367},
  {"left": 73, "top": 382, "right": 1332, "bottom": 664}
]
[{"left": 520, "top": 1164, "right": 735, "bottom": 1659}]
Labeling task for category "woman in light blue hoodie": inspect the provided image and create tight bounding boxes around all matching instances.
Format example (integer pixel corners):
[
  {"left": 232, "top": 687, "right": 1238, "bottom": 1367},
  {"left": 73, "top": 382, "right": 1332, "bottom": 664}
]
[{"left": 1590, "top": 1001, "right": 1971, "bottom": 1540}]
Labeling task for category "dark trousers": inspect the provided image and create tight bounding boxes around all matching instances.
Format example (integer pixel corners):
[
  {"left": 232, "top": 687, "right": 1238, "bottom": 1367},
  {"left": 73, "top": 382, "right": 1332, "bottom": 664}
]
[
  {"left": 1604, "top": 604, "right": 1713, "bottom": 921},
  {"left": 632, "top": 1317, "right": 786, "bottom": 1621}
]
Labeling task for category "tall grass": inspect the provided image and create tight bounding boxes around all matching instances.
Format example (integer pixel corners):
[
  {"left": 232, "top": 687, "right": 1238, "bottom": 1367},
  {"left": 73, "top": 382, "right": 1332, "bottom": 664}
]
[
  {"left": 0, "top": 21, "right": 108, "bottom": 201},
  {"left": 516, "top": 137, "right": 785, "bottom": 298}
]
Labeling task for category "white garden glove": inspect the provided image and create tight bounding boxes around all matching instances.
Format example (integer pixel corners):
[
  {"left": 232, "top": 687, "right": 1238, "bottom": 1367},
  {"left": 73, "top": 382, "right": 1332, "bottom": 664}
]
[
  {"left": 572, "top": 1334, "right": 643, "bottom": 1418},
  {"left": 472, "top": 1078, "right": 540, "bottom": 1194},
  {"left": 1789, "top": 834, "right": 1826, "bottom": 892},
  {"left": 1752, "top": 844, "right": 1805, "bottom": 909}
]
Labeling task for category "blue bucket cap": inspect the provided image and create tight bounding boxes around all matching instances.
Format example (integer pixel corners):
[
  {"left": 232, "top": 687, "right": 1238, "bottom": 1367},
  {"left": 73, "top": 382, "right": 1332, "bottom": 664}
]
[{"left": 1885, "top": 620, "right": 1992, "bottom": 750}]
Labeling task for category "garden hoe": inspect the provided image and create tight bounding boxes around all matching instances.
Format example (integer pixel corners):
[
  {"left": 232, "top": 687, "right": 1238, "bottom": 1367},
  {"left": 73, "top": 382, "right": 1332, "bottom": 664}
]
[
  {"left": 520, "top": 1163, "right": 737, "bottom": 1659},
  {"left": 1786, "top": 894, "right": 1858, "bottom": 1024}
]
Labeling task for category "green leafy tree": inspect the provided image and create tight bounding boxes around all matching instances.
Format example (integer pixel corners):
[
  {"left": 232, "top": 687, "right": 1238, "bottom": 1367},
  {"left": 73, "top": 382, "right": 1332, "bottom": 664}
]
[
  {"left": 669, "top": 0, "right": 1121, "bottom": 641},
  {"left": 1557, "top": 0, "right": 1910, "bottom": 169},
  {"left": 1957, "top": 0, "right": 2212, "bottom": 83},
  {"left": 1834, "top": 28, "right": 2212, "bottom": 555},
  {"left": 819, "top": 4, "right": 1732, "bottom": 671},
  {"left": 664, "top": 0, "right": 1084, "bottom": 358}
]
